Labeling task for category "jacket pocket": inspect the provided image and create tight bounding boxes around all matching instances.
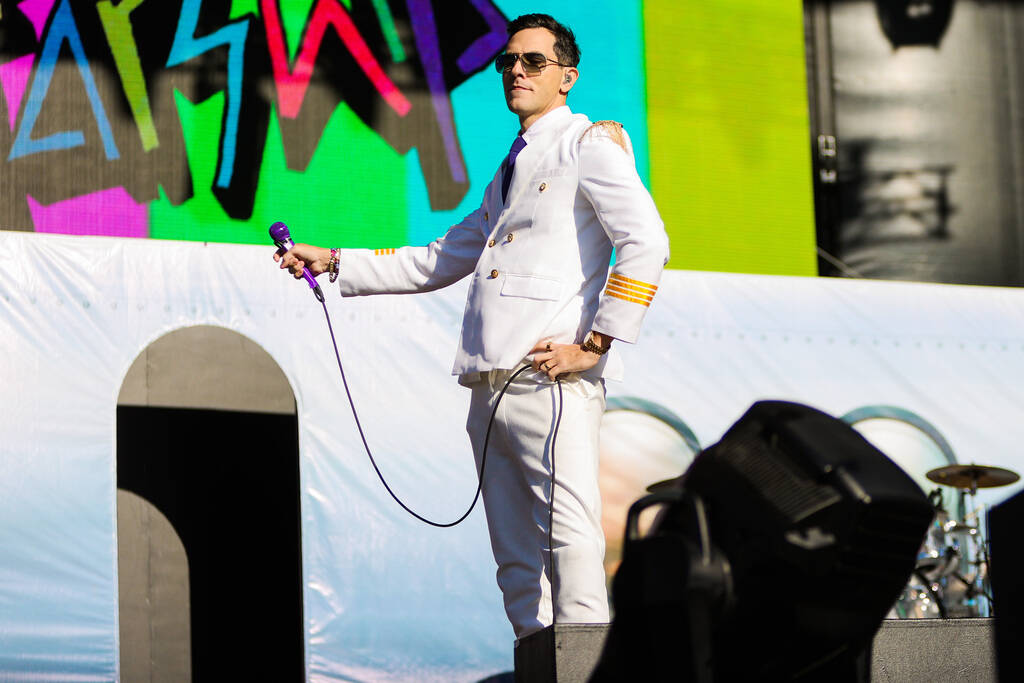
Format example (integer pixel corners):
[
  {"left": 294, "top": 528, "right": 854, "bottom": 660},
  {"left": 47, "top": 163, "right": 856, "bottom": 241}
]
[{"left": 500, "top": 273, "right": 562, "bottom": 301}]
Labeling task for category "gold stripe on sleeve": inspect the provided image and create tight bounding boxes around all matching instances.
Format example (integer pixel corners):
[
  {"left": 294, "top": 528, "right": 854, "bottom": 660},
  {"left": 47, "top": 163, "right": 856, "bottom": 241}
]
[
  {"left": 605, "top": 283, "right": 654, "bottom": 303},
  {"left": 604, "top": 288, "right": 652, "bottom": 307},
  {"left": 607, "top": 273, "right": 657, "bottom": 294},
  {"left": 606, "top": 279, "right": 657, "bottom": 300}
]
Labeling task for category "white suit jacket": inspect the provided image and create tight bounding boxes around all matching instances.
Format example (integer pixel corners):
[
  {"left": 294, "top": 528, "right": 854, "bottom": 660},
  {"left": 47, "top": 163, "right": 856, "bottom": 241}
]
[{"left": 336, "top": 106, "right": 669, "bottom": 381}]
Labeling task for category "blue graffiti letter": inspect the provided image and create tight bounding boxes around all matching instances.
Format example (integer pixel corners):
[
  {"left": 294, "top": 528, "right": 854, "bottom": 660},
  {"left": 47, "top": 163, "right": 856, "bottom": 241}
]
[
  {"left": 167, "top": 0, "right": 249, "bottom": 188},
  {"left": 9, "top": 0, "right": 121, "bottom": 161}
]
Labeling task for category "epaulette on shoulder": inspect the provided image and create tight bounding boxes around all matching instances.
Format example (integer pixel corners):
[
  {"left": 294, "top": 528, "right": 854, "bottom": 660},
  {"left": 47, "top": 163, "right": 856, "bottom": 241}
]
[{"left": 579, "top": 120, "right": 627, "bottom": 153}]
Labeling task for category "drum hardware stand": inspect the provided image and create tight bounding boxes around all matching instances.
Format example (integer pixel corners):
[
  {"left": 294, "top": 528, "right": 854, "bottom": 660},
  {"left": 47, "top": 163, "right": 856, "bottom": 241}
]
[
  {"left": 911, "top": 567, "right": 949, "bottom": 619},
  {"left": 913, "top": 463, "right": 1022, "bottom": 619}
]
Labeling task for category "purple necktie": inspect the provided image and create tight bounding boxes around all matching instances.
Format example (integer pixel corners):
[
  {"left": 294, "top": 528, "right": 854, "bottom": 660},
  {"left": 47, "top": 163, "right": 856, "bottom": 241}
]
[{"left": 501, "top": 135, "right": 527, "bottom": 203}]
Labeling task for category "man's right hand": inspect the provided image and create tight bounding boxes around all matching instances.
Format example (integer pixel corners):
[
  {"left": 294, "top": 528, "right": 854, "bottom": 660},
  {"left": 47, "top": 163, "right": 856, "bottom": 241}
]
[{"left": 274, "top": 243, "right": 331, "bottom": 280}]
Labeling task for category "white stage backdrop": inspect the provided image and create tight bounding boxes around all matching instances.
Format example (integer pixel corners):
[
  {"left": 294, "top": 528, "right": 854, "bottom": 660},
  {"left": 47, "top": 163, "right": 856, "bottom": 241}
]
[{"left": 2, "top": 231, "right": 1023, "bottom": 681}]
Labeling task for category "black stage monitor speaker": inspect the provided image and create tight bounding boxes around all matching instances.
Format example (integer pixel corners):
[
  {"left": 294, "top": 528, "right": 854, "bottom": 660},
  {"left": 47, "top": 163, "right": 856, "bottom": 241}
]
[
  {"left": 989, "top": 489, "right": 1024, "bottom": 681},
  {"left": 591, "top": 401, "right": 933, "bottom": 682}
]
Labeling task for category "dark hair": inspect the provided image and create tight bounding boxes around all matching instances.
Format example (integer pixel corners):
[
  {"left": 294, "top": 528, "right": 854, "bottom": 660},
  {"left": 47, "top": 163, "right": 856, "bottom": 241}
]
[{"left": 507, "top": 14, "right": 581, "bottom": 67}]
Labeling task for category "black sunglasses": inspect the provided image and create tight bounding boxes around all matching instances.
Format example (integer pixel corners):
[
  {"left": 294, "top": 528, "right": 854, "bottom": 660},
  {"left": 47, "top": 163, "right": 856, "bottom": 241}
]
[{"left": 494, "top": 52, "right": 566, "bottom": 75}]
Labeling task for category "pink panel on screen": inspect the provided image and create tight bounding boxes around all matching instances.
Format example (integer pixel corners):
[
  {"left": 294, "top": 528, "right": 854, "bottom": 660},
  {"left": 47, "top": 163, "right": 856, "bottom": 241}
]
[
  {"left": 18, "top": 0, "right": 56, "bottom": 42},
  {"left": 0, "top": 54, "right": 34, "bottom": 131},
  {"left": 28, "top": 187, "right": 149, "bottom": 238}
]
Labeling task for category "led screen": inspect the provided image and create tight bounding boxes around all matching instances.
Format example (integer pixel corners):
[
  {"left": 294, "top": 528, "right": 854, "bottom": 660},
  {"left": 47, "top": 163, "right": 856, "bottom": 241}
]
[{"left": 0, "top": 0, "right": 815, "bottom": 274}]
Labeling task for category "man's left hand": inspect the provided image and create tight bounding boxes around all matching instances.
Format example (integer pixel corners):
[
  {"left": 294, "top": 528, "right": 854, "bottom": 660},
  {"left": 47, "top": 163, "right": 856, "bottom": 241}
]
[{"left": 530, "top": 339, "right": 602, "bottom": 380}]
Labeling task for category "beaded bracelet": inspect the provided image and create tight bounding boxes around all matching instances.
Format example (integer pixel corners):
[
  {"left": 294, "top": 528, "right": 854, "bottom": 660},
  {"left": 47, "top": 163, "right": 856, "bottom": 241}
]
[{"left": 328, "top": 248, "right": 340, "bottom": 283}]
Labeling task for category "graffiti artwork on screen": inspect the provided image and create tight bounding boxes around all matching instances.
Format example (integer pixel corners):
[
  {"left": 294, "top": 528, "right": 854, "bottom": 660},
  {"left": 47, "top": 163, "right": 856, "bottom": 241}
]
[{"left": 0, "top": 0, "right": 506, "bottom": 237}]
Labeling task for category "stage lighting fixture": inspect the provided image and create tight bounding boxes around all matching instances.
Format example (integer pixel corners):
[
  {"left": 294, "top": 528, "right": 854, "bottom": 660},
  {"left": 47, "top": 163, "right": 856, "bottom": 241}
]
[
  {"left": 875, "top": 0, "right": 955, "bottom": 48},
  {"left": 590, "top": 401, "right": 933, "bottom": 682}
]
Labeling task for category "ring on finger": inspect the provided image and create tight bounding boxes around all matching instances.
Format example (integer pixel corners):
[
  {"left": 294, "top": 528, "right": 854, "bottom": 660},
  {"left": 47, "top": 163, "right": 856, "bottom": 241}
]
[{"left": 546, "top": 342, "right": 552, "bottom": 352}]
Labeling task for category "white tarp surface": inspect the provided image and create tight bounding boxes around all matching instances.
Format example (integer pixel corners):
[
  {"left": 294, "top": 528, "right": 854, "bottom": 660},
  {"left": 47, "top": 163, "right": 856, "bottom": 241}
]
[{"left": 2, "top": 231, "right": 1023, "bottom": 681}]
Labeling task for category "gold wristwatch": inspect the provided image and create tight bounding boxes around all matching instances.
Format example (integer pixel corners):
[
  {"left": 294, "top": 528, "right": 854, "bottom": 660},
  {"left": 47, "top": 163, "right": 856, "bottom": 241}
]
[{"left": 581, "top": 332, "right": 610, "bottom": 355}]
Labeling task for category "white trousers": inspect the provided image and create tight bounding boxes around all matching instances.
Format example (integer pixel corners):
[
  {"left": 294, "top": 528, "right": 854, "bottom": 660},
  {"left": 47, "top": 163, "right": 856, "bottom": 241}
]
[{"left": 466, "top": 368, "right": 610, "bottom": 639}]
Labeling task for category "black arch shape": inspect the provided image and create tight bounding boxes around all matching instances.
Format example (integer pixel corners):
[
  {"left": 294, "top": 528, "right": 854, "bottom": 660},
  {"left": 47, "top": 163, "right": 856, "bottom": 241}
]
[{"left": 117, "top": 327, "right": 304, "bottom": 682}]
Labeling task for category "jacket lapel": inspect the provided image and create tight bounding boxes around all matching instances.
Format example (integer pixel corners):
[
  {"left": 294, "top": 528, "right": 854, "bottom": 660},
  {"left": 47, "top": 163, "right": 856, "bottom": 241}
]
[{"left": 494, "top": 122, "right": 567, "bottom": 232}]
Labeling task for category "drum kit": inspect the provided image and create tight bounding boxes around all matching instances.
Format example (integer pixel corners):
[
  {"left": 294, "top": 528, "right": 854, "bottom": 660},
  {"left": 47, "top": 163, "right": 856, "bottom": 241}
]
[{"left": 891, "top": 463, "right": 1020, "bottom": 619}]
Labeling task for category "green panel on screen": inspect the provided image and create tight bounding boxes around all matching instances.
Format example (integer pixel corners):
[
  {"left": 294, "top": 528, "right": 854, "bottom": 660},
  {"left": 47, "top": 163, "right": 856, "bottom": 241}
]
[
  {"left": 149, "top": 91, "right": 407, "bottom": 247},
  {"left": 645, "top": 0, "right": 816, "bottom": 275}
]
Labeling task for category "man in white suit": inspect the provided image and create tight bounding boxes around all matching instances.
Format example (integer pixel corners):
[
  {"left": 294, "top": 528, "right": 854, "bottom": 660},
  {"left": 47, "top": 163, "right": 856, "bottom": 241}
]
[{"left": 277, "top": 13, "right": 669, "bottom": 639}]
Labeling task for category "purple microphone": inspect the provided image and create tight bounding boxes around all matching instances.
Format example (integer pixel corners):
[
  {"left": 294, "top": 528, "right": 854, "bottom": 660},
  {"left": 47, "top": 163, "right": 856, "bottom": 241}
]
[{"left": 270, "top": 221, "right": 324, "bottom": 301}]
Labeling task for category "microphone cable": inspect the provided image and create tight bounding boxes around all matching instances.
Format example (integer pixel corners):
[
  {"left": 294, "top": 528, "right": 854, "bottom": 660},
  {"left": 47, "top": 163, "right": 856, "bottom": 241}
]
[
  {"left": 317, "top": 296, "right": 564, "bottom": 530},
  {"left": 275, "top": 216, "right": 566, "bottom": 628}
]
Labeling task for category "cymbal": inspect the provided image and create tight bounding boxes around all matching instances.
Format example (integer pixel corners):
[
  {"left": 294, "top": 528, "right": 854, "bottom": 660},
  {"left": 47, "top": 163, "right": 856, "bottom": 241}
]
[{"left": 926, "top": 464, "right": 1020, "bottom": 490}]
